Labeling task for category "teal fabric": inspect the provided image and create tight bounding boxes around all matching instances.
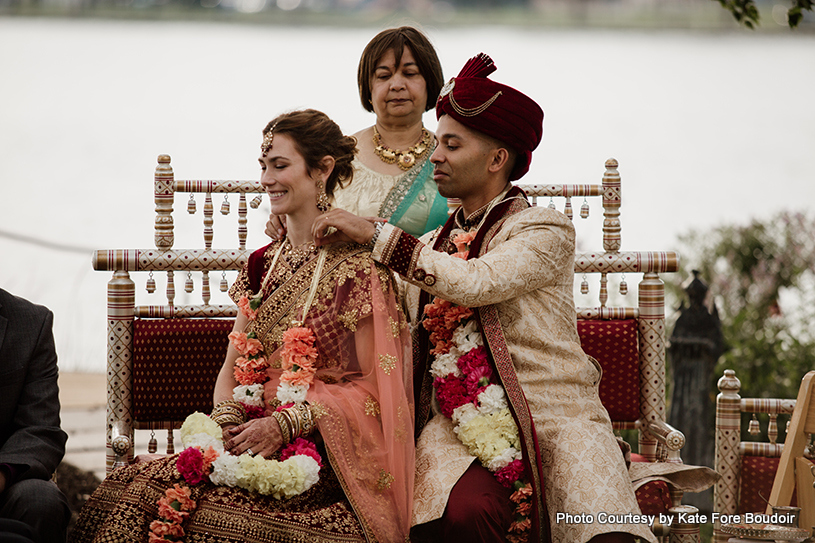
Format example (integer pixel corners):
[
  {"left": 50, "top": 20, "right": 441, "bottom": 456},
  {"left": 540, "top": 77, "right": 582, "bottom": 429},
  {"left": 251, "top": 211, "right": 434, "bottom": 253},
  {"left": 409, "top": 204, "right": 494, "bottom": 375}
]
[{"left": 387, "top": 151, "right": 449, "bottom": 237}]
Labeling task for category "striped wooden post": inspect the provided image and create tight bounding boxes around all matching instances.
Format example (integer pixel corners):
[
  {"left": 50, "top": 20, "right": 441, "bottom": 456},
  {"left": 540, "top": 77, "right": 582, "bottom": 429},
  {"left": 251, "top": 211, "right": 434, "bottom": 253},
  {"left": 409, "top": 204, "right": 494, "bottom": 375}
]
[
  {"left": 602, "top": 158, "right": 621, "bottom": 252},
  {"left": 669, "top": 504, "right": 701, "bottom": 543},
  {"left": 714, "top": 369, "right": 742, "bottom": 542},
  {"left": 638, "top": 271, "right": 666, "bottom": 461},
  {"left": 155, "top": 154, "right": 174, "bottom": 249},
  {"left": 106, "top": 270, "right": 135, "bottom": 473}
]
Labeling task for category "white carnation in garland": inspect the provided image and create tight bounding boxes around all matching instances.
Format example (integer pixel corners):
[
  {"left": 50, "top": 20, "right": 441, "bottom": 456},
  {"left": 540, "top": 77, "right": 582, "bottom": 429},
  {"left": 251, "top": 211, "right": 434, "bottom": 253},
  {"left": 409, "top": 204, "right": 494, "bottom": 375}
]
[
  {"left": 209, "top": 453, "right": 241, "bottom": 487},
  {"left": 486, "top": 447, "right": 522, "bottom": 471},
  {"left": 288, "top": 455, "right": 320, "bottom": 491},
  {"left": 180, "top": 412, "right": 222, "bottom": 448},
  {"left": 183, "top": 433, "right": 224, "bottom": 452},
  {"left": 276, "top": 382, "right": 308, "bottom": 404},
  {"left": 477, "top": 384, "right": 508, "bottom": 415},
  {"left": 233, "top": 384, "right": 265, "bottom": 407},
  {"left": 452, "top": 320, "right": 482, "bottom": 353},
  {"left": 452, "top": 403, "right": 479, "bottom": 427},
  {"left": 430, "top": 349, "right": 462, "bottom": 378}
]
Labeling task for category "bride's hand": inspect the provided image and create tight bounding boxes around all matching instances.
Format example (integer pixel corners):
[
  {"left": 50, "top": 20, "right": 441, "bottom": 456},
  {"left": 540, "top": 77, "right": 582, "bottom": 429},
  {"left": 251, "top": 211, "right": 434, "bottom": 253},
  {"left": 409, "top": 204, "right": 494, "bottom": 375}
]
[
  {"left": 313, "top": 210, "right": 382, "bottom": 246},
  {"left": 224, "top": 416, "right": 283, "bottom": 459},
  {"left": 265, "top": 213, "right": 287, "bottom": 240}
]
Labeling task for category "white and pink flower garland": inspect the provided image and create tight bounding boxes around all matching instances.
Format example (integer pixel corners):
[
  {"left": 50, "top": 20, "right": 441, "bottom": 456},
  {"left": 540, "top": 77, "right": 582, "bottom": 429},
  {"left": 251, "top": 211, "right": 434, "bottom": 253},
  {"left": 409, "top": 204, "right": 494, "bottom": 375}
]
[
  {"left": 150, "top": 251, "right": 326, "bottom": 542},
  {"left": 422, "top": 232, "right": 533, "bottom": 543}
]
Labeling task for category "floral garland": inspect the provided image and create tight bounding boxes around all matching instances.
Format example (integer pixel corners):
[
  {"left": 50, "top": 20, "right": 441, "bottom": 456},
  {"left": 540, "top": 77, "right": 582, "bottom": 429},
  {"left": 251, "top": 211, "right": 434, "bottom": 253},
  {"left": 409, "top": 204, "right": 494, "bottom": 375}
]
[
  {"left": 150, "top": 244, "right": 327, "bottom": 541},
  {"left": 149, "top": 484, "right": 196, "bottom": 542},
  {"left": 422, "top": 231, "right": 533, "bottom": 543}
]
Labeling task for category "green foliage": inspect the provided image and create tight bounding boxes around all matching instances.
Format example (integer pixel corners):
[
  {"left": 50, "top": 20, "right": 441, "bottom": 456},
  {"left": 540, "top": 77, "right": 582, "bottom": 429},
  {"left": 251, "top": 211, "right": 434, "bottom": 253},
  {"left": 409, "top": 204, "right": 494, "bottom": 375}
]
[
  {"left": 669, "top": 211, "right": 815, "bottom": 400},
  {"left": 715, "top": 0, "right": 813, "bottom": 28}
]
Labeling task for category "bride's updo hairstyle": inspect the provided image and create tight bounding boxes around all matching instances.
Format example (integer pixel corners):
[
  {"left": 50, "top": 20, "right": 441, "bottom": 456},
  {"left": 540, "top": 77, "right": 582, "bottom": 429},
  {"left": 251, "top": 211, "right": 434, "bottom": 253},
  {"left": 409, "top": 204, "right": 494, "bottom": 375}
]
[{"left": 262, "top": 109, "right": 357, "bottom": 197}]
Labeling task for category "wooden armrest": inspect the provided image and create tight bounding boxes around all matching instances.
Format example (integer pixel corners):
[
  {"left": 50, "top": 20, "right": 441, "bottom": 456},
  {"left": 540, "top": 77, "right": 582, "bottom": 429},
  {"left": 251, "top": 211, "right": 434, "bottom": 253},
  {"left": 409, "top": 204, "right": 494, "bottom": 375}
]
[
  {"left": 109, "top": 421, "right": 132, "bottom": 471},
  {"left": 639, "top": 419, "right": 686, "bottom": 462}
]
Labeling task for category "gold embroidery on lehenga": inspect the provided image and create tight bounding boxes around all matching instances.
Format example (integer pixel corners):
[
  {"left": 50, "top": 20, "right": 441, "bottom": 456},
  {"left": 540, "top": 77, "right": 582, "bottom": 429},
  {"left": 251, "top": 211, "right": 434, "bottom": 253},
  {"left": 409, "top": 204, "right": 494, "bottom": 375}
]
[
  {"left": 338, "top": 308, "right": 359, "bottom": 331},
  {"left": 378, "top": 354, "right": 396, "bottom": 375},
  {"left": 376, "top": 469, "right": 395, "bottom": 491},
  {"left": 364, "top": 396, "right": 381, "bottom": 417}
]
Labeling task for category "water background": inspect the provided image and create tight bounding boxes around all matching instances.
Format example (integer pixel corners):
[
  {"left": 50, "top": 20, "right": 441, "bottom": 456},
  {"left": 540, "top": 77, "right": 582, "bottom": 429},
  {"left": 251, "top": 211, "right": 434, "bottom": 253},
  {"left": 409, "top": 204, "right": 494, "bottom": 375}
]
[{"left": 2, "top": 17, "right": 814, "bottom": 371}]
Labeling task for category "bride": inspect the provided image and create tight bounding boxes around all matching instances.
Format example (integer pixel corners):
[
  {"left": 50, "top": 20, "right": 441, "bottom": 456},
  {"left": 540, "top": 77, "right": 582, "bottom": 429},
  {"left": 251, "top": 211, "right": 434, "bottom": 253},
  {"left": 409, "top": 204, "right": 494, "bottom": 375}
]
[{"left": 71, "top": 109, "right": 414, "bottom": 543}]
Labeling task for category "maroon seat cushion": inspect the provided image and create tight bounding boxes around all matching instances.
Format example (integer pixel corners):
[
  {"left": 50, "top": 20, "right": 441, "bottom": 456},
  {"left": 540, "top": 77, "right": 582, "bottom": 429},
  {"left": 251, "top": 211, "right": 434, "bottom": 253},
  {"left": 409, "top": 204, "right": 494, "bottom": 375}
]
[
  {"left": 132, "top": 318, "right": 234, "bottom": 423},
  {"left": 577, "top": 319, "right": 640, "bottom": 422},
  {"left": 635, "top": 480, "right": 673, "bottom": 515}
]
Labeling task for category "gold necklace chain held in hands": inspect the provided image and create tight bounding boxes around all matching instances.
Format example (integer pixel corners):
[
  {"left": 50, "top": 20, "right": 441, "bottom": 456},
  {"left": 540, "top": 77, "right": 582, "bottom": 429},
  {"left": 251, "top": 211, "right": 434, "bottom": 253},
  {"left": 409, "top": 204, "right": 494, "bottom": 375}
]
[{"left": 373, "top": 126, "right": 432, "bottom": 171}]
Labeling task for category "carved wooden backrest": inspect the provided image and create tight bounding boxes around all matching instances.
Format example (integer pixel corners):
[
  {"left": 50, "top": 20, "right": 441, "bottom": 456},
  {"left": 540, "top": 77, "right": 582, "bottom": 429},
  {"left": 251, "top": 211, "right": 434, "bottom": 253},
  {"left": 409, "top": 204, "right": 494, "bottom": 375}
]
[
  {"left": 94, "top": 156, "right": 681, "bottom": 476},
  {"left": 713, "top": 369, "right": 801, "bottom": 542},
  {"left": 517, "top": 158, "right": 680, "bottom": 463}
]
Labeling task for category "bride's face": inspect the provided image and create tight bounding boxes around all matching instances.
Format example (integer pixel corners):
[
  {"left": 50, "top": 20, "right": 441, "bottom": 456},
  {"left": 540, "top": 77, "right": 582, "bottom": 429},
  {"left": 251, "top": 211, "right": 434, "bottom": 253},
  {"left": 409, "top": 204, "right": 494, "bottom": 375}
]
[{"left": 259, "top": 133, "right": 319, "bottom": 217}]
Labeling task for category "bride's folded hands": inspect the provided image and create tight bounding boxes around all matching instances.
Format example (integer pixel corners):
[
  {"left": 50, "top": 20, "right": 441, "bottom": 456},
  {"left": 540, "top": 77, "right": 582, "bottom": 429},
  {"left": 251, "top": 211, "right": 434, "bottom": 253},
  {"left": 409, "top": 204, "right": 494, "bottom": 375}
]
[{"left": 224, "top": 416, "right": 284, "bottom": 459}]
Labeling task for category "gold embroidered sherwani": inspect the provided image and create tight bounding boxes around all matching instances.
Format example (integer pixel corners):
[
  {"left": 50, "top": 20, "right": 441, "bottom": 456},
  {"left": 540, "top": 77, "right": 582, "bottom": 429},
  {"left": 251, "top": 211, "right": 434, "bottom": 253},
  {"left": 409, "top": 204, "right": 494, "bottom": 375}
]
[{"left": 371, "top": 190, "right": 657, "bottom": 543}]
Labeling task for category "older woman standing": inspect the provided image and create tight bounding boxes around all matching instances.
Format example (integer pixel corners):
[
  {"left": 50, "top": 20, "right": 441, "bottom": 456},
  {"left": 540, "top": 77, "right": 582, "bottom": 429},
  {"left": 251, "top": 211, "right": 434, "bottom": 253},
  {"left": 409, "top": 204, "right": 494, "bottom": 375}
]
[{"left": 269, "top": 27, "right": 447, "bottom": 239}]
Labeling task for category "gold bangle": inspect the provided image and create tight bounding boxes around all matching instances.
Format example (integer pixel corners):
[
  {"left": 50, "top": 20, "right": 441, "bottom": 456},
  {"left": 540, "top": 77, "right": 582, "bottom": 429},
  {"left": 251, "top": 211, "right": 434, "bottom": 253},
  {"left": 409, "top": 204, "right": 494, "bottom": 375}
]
[
  {"left": 271, "top": 411, "right": 291, "bottom": 445},
  {"left": 293, "top": 403, "right": 314, "bottom": 436}
]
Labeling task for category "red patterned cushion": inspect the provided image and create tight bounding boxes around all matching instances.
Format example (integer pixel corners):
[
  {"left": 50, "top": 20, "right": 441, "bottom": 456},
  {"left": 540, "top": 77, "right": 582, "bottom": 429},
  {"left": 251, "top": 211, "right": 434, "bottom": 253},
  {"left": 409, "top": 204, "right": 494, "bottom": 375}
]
[
  {"left": 635, "top": 481, "right": 673, "bottom": 515},
  {"left": 577, "top": 319, "right": 640, "bottom": 422},
  {"left": 133, "top": 318, "right": 234, "bottom": 422},
  {"left": 739, "top": 456, "right": 809, "bottom": 513}
]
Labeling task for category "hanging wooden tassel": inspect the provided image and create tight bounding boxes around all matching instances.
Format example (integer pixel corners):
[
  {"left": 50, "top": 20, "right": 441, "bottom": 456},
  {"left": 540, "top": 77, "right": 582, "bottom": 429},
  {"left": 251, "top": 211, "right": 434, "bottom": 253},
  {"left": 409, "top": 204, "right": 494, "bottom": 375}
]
[
  {"left": 220, "top": 195, "right": 230, "bottom": 215},
  {"left": 187, "top": 194, "right": 196, "bottom": 214},
  {"left": 581, "top": 199, "right": 589, "bottom": 219},
  {"left": 220, "top": 272, "right": 228, "bottom": 292},
  {"left": 548, "top": 197, "right": 556, "bottom": 210},
  {"left": 146, "top": 272, "right": 156, "bottom": 294},
  {"left": 619, "top": 275, "right": 628, "bottom": 295},
  {"left": 148, "top": 430, "right": 157, "bottom": 453},
  {"left": 564, "top": 197, "right": 573, "bottom": 220},
  {"left": 185, "top": 272, "right": 194, "bottom": 293},
  {"left": 250, "top": 195, "right": 264, "bottom": 209},
  {"left": 748, "top": 414, "right": 760, "bottom": 436},
  {"left": 581, "top": 275, "right": 589, "bottom": 295}
]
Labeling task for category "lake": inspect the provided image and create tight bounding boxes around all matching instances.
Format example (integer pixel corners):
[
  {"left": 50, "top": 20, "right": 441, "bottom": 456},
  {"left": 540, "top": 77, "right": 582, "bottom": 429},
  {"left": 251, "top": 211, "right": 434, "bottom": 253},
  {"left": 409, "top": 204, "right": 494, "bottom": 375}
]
[{"left": 1, "top": 17, "right": 814, "bottom": 371}]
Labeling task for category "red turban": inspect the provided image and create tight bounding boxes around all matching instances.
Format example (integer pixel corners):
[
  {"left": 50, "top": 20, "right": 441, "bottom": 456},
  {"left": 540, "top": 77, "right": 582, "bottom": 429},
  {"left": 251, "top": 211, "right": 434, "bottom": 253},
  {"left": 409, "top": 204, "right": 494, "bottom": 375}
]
[{"left": 436, "top": 53, "right": 543, "bottom": 181}]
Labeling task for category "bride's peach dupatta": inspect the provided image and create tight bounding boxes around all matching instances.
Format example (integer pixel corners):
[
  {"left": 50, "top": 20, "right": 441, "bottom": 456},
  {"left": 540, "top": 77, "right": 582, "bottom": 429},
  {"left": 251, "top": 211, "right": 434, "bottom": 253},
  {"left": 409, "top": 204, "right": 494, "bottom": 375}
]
[{"left": 247, "top": 242, "right": 414, "bottom": 543}]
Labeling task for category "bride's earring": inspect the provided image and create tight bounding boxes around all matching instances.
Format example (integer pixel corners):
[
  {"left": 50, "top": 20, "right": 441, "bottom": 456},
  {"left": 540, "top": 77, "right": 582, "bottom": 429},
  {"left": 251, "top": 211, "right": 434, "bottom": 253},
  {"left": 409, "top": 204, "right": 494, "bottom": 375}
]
[{"left": 316, "top": 179, "right": 331, "bottom": 213}]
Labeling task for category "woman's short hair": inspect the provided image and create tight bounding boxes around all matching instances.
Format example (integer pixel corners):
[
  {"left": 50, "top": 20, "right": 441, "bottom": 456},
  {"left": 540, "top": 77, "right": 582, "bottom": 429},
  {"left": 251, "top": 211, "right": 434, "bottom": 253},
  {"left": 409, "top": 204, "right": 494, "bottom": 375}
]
[
  {"left": 357, "top": 26, "right": 444, "bottom": 114},
  {"left": 263, "top": 110, "right": 357, "bottom": 197}
]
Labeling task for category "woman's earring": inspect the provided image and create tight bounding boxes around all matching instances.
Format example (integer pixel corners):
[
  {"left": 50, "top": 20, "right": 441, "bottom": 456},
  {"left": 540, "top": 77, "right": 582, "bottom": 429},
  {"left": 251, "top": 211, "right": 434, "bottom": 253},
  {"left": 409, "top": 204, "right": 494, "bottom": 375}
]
[{"left": 316, "top": 180, "right": 331, "bottom": 213}]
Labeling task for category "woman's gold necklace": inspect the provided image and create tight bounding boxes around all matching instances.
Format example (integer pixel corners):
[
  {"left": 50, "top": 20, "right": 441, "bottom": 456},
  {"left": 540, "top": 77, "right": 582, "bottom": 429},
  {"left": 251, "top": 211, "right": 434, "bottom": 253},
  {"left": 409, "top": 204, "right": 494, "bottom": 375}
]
[{"left": 373, "top": 126, "right": 432, "bottom": 171}]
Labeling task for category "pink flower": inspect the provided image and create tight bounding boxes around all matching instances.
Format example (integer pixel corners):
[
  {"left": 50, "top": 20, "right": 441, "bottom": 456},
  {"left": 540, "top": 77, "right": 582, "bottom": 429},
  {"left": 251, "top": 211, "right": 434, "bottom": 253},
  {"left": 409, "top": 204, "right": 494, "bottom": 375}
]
[
  {"left": 228, "top": 331, "right": 263, "bottom": 356},
  {"left": 236, "top": 356, "right": 268, "bottom": 373},
  {"left": 234, "top": 365, "right": 267, "bottom": 385},
  {"left": 237, "top": 296, "right": 258, "bottom": 320},
  {"left": 510, "top": 483, "right": 533, "bottom": 504},
  {"left": 495, "top": 459, "right": 525, "bottom": 488},
  {"left": 243, "top": 404, "right": 265, "bottom": 419},
  {"left": 177, "top": 447, "right": 206, "bottom": 485},
  {"left": 508, "top": 517, "right": 532, "bottom": 534},
  {"left": 281, "top": 437, "right": 323, "bottom": 467},
  {"left": 452, "top": 231, "right": 476, "bottom": 256},
  {"left": 201, "top": 446, "right": 219, "bottom": 471},
  {"left": 165, "top": 484, "right": 195, "bottom": 510},
  {"left": 434, "top": 376, "right": 472, "bottom": 418},
  {"left": 282, "top": 327, "right": 317, "bottom": 348},
  {"left": 516, "top": 500, "right": 532, "bottom": 516},
  {"left": 157, "top": 499, "right": 188, "bottom": 524}
]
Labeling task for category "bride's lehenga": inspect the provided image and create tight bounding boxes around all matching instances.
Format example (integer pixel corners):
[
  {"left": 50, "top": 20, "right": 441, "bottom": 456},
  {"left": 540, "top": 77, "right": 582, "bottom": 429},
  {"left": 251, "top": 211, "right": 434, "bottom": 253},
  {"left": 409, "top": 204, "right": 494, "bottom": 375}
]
[{"left": 71, "top": 241, "right": 414, "bottom": 543}]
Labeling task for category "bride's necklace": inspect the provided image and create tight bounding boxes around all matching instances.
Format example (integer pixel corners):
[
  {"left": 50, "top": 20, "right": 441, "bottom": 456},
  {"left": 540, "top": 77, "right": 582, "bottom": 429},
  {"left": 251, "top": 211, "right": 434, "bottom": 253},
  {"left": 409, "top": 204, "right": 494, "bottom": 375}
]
[
  {"left": 283, "top": 238, "right": 317, "bottom": 269},
  {"left": 373, "top": 125, "right": 432, "bottom": 171}
]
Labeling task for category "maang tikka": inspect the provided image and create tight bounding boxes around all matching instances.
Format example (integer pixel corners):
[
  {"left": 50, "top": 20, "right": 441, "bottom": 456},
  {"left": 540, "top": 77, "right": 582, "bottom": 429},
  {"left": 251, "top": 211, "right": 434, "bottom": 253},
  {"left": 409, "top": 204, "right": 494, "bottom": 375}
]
[{"left": 261, "top": 122, "right": 277, "bottom": 157}]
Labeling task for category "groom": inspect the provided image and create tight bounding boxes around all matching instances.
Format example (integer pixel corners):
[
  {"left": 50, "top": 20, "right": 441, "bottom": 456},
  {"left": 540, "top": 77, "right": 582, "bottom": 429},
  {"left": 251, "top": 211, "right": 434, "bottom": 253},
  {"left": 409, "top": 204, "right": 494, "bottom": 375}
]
[{"left": 314, "top": 53, "right": 653, "bottom": 543}]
